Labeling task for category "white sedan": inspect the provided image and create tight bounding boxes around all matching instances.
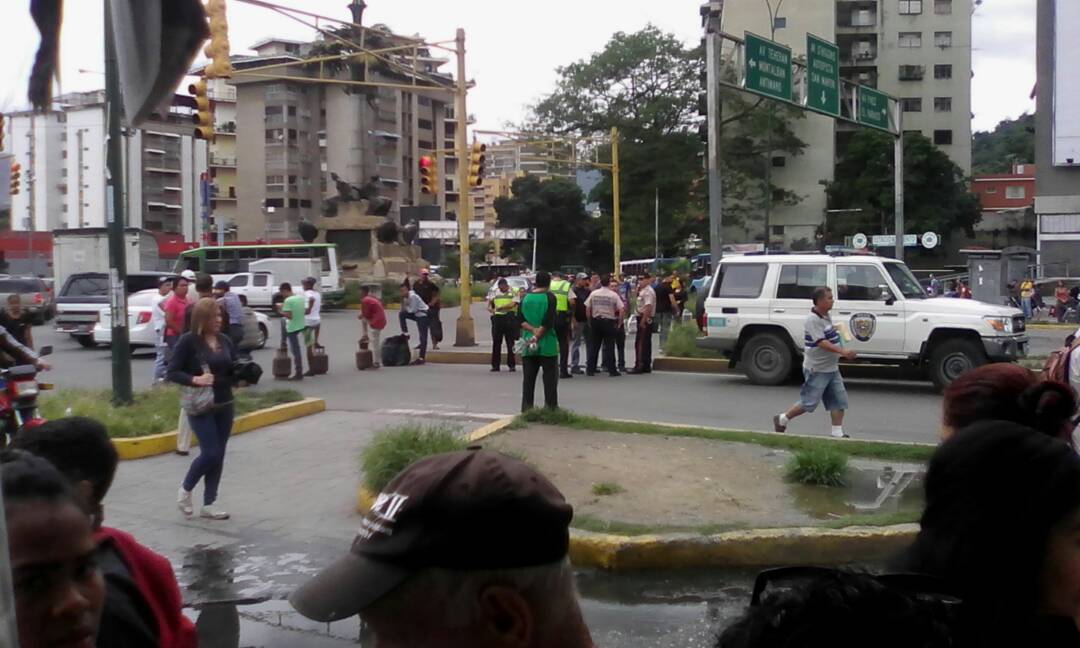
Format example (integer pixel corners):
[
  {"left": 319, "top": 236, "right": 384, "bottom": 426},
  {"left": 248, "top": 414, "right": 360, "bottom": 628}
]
[{"left": 94, "top": 289, "right": 269, "bottom": 350}]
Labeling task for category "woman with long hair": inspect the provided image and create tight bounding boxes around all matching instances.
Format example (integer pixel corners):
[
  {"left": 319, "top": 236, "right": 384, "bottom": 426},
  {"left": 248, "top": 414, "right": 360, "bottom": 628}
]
[
  {"left": 899, "top": 421, "right": 1080, "bottom": 643},
  {"left": 940, "top": 362, "right": 1076, "bottom": 443},
  {"left": 168, "top": 297, "right": 237, "bottom": 520}
]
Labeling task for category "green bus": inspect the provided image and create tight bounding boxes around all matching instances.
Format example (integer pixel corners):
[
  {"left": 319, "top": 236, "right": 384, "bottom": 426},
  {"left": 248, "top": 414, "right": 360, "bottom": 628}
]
[{"left": 173, "top": 243, "right": 341, "bottom": 293}]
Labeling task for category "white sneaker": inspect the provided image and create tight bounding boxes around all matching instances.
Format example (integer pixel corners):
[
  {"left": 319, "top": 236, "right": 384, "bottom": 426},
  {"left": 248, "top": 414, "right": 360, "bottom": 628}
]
[
  {"left": 177, "top": 488, "right": 193, "bottom": 517},
  {"left": 200, "top": 505, "right": 230, "bottom": 520}
]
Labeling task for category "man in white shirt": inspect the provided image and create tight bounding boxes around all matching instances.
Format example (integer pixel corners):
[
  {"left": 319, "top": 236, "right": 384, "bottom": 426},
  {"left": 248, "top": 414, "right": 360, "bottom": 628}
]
[
  {"left": 584, "top": 275, "right": 623, "bottom": 377},
  {"left": 399, "top": 282, "right": 430, "bottom": 365},
  {"left": 303, "top": 276, "right": 322, "bottom": 346},
  {"left": 151, "top": 276, "right": 173, "bottom": 383}
]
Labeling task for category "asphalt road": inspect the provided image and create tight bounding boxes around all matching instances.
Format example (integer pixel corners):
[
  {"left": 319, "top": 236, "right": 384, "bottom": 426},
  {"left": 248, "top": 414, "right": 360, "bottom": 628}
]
[{"left": 31, "top": 307, "right": 1073, "bottom": 446}]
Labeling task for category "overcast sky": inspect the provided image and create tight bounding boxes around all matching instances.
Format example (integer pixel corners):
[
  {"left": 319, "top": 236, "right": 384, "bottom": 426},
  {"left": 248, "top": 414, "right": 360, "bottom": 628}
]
[{"left": 0, "top": 0, "right": 1035, "bottom": 134}]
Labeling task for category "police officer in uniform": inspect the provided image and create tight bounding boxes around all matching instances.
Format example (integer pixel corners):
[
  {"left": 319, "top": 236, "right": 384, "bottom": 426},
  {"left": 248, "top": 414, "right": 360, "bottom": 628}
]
[
  {"left": 489, "top": 278, "right": 519, "bottom": 372},
  {"left": 549, "top": 271, "right": 576, "bottom": 379}
]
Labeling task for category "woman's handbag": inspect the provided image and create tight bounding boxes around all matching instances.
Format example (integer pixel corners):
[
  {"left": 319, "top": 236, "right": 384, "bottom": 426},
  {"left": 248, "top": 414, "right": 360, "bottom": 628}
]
[{"left": 181, "top": 362, "right": 215, "bottom": 415}]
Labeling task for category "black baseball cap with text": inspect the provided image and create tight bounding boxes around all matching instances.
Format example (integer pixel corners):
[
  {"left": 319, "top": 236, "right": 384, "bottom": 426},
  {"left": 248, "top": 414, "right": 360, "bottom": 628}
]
[{"left": 289, "top": 448, "right": 574, "bottom": 622}]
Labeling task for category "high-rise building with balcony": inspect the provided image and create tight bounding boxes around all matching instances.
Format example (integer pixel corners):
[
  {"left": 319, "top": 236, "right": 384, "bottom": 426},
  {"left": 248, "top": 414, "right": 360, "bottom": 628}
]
[
  {"left": 226, "top": 27, "right": 458, "bottom": 240},
  {"left": 2, "top": 91, "right": 208, "bottom": 237}
]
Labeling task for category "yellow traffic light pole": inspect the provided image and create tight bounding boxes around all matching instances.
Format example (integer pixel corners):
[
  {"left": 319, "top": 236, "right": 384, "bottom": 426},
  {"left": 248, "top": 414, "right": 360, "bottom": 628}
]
[
  {"left": 610, "top": 126, "right": 621, "bottom": 278},
  {"left": 453, "top": 28, "right": 475, "bottom": 347}
]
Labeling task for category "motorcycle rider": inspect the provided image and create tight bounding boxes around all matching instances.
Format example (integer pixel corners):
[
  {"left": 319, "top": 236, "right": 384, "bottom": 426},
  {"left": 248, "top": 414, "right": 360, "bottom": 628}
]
[{"left": 0, "top": 324, "right": 48, "bottom": 371}]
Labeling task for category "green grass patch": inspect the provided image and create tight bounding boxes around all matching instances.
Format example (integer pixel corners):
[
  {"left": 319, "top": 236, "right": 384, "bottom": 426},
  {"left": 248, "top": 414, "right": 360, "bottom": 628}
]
[
  {"left": 591, "top": 481, "right": 625, "bottom": 496},
  {"left": 360, "top": 422, "right": 467, "bottom": 492},
  {"left": 661, "top": 321, "right": 721, "bottom": 359},
  {"left": 39, "top": 387, "right": 303, "bottom": 439},
  {"left": 821, "top": 509, "right": 921, "bottom": 528},
  {"left": 511, "top": 408, "right": 934, "bottom": 463},
  {"left": 785, "top": 448, "right": 849, "bottom": 487}
]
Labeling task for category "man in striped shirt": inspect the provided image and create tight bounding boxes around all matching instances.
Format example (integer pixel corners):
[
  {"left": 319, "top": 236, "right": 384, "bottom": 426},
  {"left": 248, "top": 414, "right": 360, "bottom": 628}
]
[{"left": 773, "top": 287, "right": 857, "bottom": 438}]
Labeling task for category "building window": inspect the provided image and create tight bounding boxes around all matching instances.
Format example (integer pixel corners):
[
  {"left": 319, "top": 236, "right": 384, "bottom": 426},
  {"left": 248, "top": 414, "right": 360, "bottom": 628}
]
[
  {"left": 418, "top": 119, "right": 433, "bottom": 130},
  {"left": 984, "top": 187, "right": 997, "bottom": 194},
  {"left": 899, "top": 65, "right": 926, "bottom": 81},
  {"left": 265, "top": 128, "right": 283, "bottom": 143},
  {"left": 265, "top": 198, "right": 284, "bottom": 208},
  {"left": 898, "top": 32, "right": 922, "bottom": 48},
  {"left": 418, "top": 96, "right": 432, "bottom": 106},
  {"left": 771, "top": 156, "right": 786, "bottom": 167},
  {"left": 771, "top": 225, "right": 785, "bottom": 236},
  {"left": 934, "top": 64, "right": 953, "bottom": 79},
  {"left": 900, "top": 98, "right": 923, "bottom": 112},
  {"left": 287, "top": 106, "right": 297, "bottom": 116},
  {"left": 934, "top": 31, "right": 952, "bottom": 48},
  {"left": 934, "top": 0, "right": 952, "bottom": 14},
  {"left": 898, "top": 0, "right": 922, "bottom": 15},
  {"left": 934, "top": 129, "right": 953, "bottom": 145},
  {"left": 265, "top": 106, "right": 282, "bottom": 116},
  {"left": 934, "top": 97, "right": 952, "bottom": 112},
  {"left": 418, "top": 140, "right": 434, "bottom": 150},
  {"left": 1005, "top": 185, "right": 1026, "bottom": 199}
]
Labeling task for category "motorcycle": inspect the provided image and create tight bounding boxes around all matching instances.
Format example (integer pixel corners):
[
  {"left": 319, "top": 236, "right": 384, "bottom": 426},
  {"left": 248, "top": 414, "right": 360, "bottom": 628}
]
[{"left": 0, "top": 345, "right": 53, "bottom": 446}]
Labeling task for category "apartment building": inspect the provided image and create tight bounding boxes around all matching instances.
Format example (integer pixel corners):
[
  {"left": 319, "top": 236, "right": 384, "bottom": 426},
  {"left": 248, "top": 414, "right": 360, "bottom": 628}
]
[
  {"left": 3, "top": 91, "right": 208, "bottom": 237},
  {"left": 228, "top": 29, "right": 459, "bottom": 240},
  {"left": 721, "top": 0, "right": 972, "bottom": 247},
  {"left": 205, "top": 77, "right": 238, "bottom": 237}
]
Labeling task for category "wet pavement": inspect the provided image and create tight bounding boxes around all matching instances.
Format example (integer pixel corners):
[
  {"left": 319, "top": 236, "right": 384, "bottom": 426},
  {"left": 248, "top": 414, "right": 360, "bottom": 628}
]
[{"left": 106, "top": 410, "right": 909, "bottom": 647}]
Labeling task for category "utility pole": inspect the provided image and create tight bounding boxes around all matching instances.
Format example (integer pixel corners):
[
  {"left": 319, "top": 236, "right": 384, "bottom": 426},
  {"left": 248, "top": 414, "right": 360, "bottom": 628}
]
[
  {"left": 105, "top": 0, "right": 133, "bottom": 404},
  {"left": 453, "top": 28, "right": 475, "bottom": 346},
  {"left": 654, "top": 186, "right": 660, "bottom": 260},
  {"left": 703, "top": 1, "right": 725, "bottom": 268},
  {"left": 894, "top": 108, "right": 905, "bottom": 261},
  {"left": 611, "top": 126, "right": 621, "bottom": 278}
]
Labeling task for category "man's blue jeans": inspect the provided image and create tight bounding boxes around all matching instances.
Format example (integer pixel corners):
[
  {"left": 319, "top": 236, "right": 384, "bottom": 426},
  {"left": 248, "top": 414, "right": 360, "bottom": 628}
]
[{"left": 399, "top": 311, "right": 429, "bottom": 359}]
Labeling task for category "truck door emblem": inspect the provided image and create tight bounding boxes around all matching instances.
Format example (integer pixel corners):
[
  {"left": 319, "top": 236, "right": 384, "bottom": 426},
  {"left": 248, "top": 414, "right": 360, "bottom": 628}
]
[{"left": 850, "top": 313, "right": 877, "bottom": 342}]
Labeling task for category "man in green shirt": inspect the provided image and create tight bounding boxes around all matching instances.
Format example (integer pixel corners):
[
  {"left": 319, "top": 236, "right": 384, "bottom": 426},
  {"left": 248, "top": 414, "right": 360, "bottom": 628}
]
[
  {"left": 279, "top": 282, "right": 307, "bottom": 380},
  {"left": 520, "top": 272, "right": 559, "bottom": 411}
]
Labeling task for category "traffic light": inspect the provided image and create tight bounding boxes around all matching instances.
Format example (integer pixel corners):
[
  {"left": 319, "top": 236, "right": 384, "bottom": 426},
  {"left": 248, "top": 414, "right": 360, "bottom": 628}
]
[
  {"left": 419, "top": 155, "right": 437, "bottom": 194},
  {"left": 467, "top": 142, "right": 486, "bottom": 187},
  {"left": 203, "top": 0, "right": 233, "bottom": 79},
  {"left": 189, "top": 78, "right": 214, "bottom": 141},
  {"left": 9, "top": 162, "right": 20, "bottom": 196}
]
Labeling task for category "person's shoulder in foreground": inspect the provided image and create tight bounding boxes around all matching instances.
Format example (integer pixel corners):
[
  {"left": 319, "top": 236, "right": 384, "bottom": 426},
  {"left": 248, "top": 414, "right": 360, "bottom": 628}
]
[{"left": 290, "top": 448, "right": 594, "bottom": 648}]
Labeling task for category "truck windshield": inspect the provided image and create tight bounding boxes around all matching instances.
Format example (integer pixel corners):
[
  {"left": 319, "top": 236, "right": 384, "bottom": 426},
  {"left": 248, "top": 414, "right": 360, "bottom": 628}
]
[{"left": 884, "top": 262, "right": 927, "bottom": 299}]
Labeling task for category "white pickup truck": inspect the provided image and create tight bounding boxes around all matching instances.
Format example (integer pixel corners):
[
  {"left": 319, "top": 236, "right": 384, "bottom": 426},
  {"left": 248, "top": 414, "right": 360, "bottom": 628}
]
[
  {"left": 696, "top": 253, "right": 1028, "bottom": 390},
  {"left": 214, "top": 258, "right": 323, "bottom": 308}
]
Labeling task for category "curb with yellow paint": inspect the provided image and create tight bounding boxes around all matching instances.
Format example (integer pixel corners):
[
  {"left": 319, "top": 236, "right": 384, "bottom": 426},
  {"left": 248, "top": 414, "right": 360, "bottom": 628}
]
[
  {"left": 351, "top": 413, "right": 918, "bottom": 569},
  {"left": 568, "top": 524, "right": 918, "bottom": 570},
  {"left": 112, "top": 398, "right": 326, "bottom": 461}
]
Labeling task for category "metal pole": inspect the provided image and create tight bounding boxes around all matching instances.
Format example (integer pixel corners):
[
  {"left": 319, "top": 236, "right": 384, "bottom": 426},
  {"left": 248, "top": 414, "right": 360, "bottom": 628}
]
[
  {"left": 894, "top": 109, "right": 904, "bottom": 261},
  {"left": 532, "top": 227, "right": 537, "bottom": 272},
  {"left": 654, "top": 186, "right": 660, "bottom": 260},
  {"left": 611, "top": 126, "right": 621, "bottom": 278},
  {"left": 705, "top": 1, "right": 724, "bottom": 269},
  {"left": 105, "top": 0, "right": 133, "bottom": 404},
  {"left": 453, "top": 28, "right": 475, "bottom": 346}
]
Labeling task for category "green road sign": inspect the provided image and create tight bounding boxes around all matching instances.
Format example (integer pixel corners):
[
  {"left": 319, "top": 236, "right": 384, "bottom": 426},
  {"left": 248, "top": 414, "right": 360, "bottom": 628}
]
[
  {"left": 806, "top": 34, "right": 840, "bottom": 117},
  {"left": 744, "top": 32, "right": 792, "bottom": 102},
  {"left": 857, "top": 85, "right": 891, "bottom": 131}
]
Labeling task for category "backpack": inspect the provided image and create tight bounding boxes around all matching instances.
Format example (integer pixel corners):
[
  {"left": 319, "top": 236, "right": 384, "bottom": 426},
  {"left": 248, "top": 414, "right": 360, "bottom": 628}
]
[
  {"left": 381, "top": 334, "right": 412, "bottom": 367},
  {"left": 1041, "top": 337, "right": 1080, "bottom": 384}
]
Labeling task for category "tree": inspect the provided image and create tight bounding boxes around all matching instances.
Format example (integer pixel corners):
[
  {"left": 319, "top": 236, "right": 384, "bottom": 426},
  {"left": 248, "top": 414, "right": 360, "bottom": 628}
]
[
  {"left": 972, "top": 113, "right": 1035, "bottom": 175},
  {"left": 493, "top": 175, "right": 592, "bottom": 270},
  {"left": 823, "top": 131, "right": 980, "bottom": 242},
  {"left": 526, "top": 26, "right": 806, "bottom": 258}
]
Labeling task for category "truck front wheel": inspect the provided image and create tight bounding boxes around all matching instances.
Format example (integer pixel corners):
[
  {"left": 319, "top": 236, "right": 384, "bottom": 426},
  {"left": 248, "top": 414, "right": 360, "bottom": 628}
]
[
  {"left": 742, "top": 332, "right": 794, "bottom": 386},
  {"left": 73, "top": 334, "right": 96, "bottom": 348},
  {"left": 929, "top": 338, "right": 987, "bottom": 391}
]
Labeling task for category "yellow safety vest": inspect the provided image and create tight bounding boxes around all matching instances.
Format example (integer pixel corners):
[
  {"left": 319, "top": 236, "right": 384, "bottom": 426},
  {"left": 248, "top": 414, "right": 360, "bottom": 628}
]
[
  {"left": 551, "top": 279, "right": 571, "bottom": 312},
  {"left": 492, "top": 292, "right": 516, "bottom": 315}
]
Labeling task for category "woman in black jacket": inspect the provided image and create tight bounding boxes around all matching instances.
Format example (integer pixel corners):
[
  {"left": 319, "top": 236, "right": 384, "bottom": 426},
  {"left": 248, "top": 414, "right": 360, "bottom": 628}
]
[{"left": 169, "top": 297, "right": 237, "bottom": 520}]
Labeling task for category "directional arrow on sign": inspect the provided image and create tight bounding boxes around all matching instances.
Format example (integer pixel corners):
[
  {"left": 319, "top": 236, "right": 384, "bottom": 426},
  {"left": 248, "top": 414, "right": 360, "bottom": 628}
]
[
  {"left": 749, "top": 59, "right": 757, "bottom": 69},
  {"left": 821, "top": 90, "right": 827, "bottom": 104}
]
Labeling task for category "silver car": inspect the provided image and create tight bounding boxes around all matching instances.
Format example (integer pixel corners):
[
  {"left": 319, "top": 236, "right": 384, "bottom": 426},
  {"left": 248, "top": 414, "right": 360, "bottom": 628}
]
[{"left": 0, "top": 277, "right": 55, "bottom": 324}]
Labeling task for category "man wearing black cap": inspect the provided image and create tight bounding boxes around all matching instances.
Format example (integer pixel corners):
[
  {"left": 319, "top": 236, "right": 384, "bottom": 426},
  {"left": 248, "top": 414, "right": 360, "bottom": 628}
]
[{"left": 290, "top": 449, "right": 595, "bottom": 648}]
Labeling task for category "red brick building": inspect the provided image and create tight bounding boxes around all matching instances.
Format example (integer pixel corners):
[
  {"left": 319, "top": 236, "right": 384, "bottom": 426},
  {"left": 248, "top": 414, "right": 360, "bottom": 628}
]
[{"left": 972, "top": 164, "right": 1036, "bottom": 212}]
